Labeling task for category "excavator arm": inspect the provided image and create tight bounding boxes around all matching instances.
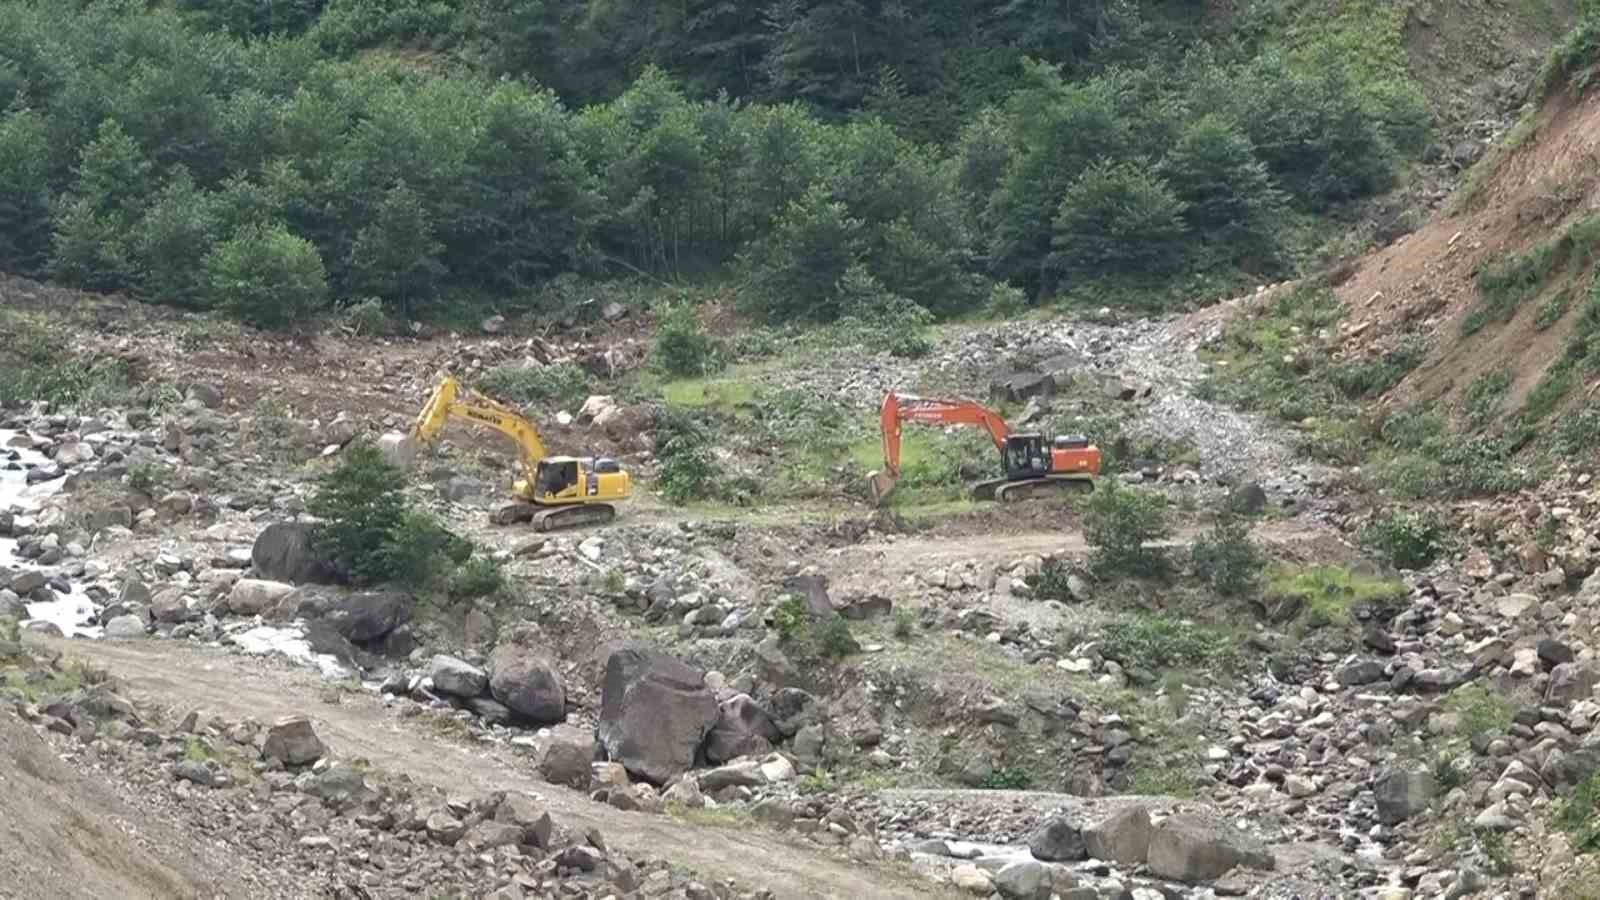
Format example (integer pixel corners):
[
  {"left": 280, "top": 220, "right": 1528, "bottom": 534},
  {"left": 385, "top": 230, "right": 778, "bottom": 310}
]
[
  {"left": 412, "top": 375, "right": 550, "bottom": 483},
  {"left": 868, "top": 391, "right": 1011, "bottom": 503}
]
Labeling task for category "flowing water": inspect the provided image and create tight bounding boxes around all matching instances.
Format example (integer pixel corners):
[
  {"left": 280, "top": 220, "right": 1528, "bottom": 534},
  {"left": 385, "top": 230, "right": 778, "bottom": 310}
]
[{"left": 0, "top": 429, "right": 101, "bottom": 637}]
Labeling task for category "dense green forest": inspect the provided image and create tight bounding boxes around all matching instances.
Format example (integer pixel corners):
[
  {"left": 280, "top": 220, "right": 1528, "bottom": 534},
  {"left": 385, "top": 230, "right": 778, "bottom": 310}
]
[{"left": 0, "top": 1, "right": 1433, "bottom": 327}]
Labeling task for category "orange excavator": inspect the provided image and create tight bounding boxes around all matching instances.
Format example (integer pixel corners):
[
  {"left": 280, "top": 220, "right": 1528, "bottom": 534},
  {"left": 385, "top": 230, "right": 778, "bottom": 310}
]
[{"left": 867, "top": 392, "right": 1102, "bottom": 504}]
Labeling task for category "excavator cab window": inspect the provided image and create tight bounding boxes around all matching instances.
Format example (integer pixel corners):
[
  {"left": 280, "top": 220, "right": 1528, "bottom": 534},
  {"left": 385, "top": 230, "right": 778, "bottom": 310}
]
[
  {"left": 536, "top": 460, "right": 579, "bottom": 497},
  {"left": 1003, "top": 435, "right": 1048, "bottom": 479}
]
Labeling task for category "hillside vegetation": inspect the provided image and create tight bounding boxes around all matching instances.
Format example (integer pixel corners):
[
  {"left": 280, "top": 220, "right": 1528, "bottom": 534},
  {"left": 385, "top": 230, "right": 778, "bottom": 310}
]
[{"left": 0, "top": 1, "right": 1468, "bottom": 329}]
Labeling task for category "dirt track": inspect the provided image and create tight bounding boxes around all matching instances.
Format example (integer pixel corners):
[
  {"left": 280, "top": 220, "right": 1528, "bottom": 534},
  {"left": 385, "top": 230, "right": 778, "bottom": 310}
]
[{"left": 40, "top": 637, "right": 939, "bottom": 900}]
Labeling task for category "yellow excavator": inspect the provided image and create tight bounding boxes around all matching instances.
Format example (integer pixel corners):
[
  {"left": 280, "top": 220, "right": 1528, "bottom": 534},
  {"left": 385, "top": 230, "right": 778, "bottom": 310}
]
[{"left": 411, "top": 374, "right": 631, "bottom": 531}]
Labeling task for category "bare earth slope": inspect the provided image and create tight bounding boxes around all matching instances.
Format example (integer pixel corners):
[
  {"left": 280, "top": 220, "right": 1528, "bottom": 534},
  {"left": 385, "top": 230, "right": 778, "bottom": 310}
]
[{"left": 0, "top": 711, "right": 222, "bottom": 900}]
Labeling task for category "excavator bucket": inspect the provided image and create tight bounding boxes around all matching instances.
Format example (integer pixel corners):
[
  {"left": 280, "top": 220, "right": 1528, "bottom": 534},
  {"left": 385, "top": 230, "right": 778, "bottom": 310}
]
[{"left": 866, "top": 470, "right": 897, "bottom": 505}]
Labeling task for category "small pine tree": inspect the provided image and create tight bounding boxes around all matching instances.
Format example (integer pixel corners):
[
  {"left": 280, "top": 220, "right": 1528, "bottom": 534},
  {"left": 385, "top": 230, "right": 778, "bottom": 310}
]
[
  {"left": 1082, "top": 479, "right": 1171, "bottom": 576},
  {"left": 205, "top": 221, "right": 330, "bottom": 330},
  {"left": 1050, "top": 159, "right": 1189, "bottom": 283}
]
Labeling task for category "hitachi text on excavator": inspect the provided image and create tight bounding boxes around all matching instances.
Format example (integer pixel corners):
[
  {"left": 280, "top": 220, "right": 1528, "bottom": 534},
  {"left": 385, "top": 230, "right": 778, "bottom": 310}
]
[{"left": 867, "top": 391, "right": 1101, "bottom": 504}]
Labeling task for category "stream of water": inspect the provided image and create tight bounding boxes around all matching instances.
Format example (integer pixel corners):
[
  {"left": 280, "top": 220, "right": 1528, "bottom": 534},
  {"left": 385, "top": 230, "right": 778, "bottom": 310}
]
[{"left": 1, "top": 428, "right": 101, "bottom": 637}]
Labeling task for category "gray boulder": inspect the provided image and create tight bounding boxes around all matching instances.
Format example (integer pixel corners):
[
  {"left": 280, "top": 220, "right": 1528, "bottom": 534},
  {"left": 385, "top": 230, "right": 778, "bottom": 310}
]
[
  {"left": 489, "top": 626, "right": 566, "bottom": 724},
  {"left": 118, "top": 577, "right": 152, "bottom": 607},
  {"left": 103, "top": 615, "right": 147, "bottom": 640},
  {"left": 1028, "top": 812, "right": 1087, "bottom": 862},
  {"left": 782, "top": 573, "right": 833, "bottom": 617},
  {"left": 539, "top": 736, "right": 595, "bottom": 790},
  {"left": 0, "top": 589, "right": 24, "bottom": 620},
  {"left": 1547, "top": 663, "right": 1598, "bottom": 705},
  {"left": 494, "top": 794, "right": 554, "bottom": 848},
  {"left": 227, "top": 579, "right": 296, "bottom": 617},
  {"left": 149, "top": 588, "right": 196, "bottom": 624},
  {"left": 262, "top": 715, "right": 325, "bottom": 766},
  {"left": 993, "top": 860, "right": 1046, "bottom": 899},
  {"left": 327, "top": 590, "right": 413, "bottom": 642},
  {"left": 991, "top": 371, "right": 1057, "bottom": 402},
  {"left": 1083, "top": 805, "right": 1152, "bottom": 865},
  {"left": 251, "top": 522, "right": 337, "bottom": 585},
  {"left": 596, "top": 643, "right": 719, "bottom": 785},
  {"left": 430, "top": 655, "right": 488, "bottom": 698},
  {"left": 1146, "top": 812, "right": 1274, "bottom": 883},
  {"left": 12, "top": 571, "right": 45, "bottom": 596},
  {"left": 1374, "top": 767, "right": 1436, "bottom": 824},
  {"left": 704, "top": 693, "right": 781, "bottom": 764}
]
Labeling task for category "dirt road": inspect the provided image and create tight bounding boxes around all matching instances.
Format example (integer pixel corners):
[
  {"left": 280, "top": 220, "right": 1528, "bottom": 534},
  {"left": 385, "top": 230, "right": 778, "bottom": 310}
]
[{"left": 42, "top": 637, "right": 936, "bottom": 900}]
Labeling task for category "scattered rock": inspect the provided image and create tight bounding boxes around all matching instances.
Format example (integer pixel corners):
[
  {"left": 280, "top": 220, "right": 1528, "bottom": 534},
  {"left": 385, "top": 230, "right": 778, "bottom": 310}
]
[
  {"left": 251, "top": 523, "right": 337, "bottom": 585},
  {"left": 261, "top": 715, "right": 325, "bottom": 766},
  {"left": 1028, "top": 812, "right": 1087, "bottom": 862},
  {"left": 703, "top": 693, "right": 780, "bottom": 765},
  {"left": 430, "top": 655, "right": 489, "bottom": 698},
  {"left": 488, "top": 626, "right": 566, "bottom": 725},
  {"left": 227, "top": 579, "right": 296, "bottom": 617},
  {"left": 1083, "top": 805, "right": 1152, "bottom": 865},
  {"left": 1374, "top": 767, "right": 1436, "bottom": 824},
  {"left": 1146, "top": 812, "right": 1274, "bottom": 883},
  {"left": 596, "top": 644, "right": 718, "bottom": 785}
]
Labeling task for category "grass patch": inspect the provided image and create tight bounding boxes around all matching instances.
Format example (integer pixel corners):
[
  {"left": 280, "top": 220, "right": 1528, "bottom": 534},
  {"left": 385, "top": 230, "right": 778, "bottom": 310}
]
[
  {"left": 0, "top": 310, "right": 136, "bottom": 408},
  {"left": 1127, "top": 761, "right": 1202, "bottom": 798},
  {"left": 1464, "top": 369, "right": 1512, "bottom": 429},
  {"left": 979, "top": 767, "right": 1035, "bottom": 790},
  {"left": 1523, "top": 362, "right": 1576, "bottom": 421},
  {"left": 1444, "top": 684, "right": 1514, "bottom": 743},
  {"left": 848, "top": 427, "right": 993, "bottom": 506},
  {"left": 1536, "top": 288, "right": 1574, "bottom": 330},
  {"left": 666, "top": 805, "right": 756, "bottom": 829},
  {"left": 1556, "top": 768, "right": 1600, "bottom": 851},
  {"left": 477, "top": 362, "right": 591, "bottom": 410},
  {"left": 1099, "top": 614, "right": 1238, "bottom": 674},
  {"left": 1265, "top": 565, "right": 1406, "bottom": 629},
  {"left": 1464, "top": 216, "right": 1600, "bottom": 337},
  {"left": 661, "top": 376, "right": 758, "bottom": 411}
]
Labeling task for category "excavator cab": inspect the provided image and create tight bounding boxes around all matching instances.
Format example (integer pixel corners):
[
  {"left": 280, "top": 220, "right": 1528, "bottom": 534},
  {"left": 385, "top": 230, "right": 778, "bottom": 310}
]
[
  {"left": 1002, "top": 434, "right": 1052, "bottom": 480},
  {"left": 534, "top": 458, "right": 580, "bottom": 498}
]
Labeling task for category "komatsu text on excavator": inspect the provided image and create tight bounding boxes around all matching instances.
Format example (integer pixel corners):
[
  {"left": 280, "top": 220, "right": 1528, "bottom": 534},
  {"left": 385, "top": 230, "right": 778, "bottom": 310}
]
[
  {"left": 411, "top": 374, "right": 631, "bottom": 531},
  {"left": 867, "top": 391, "right": 1101, "bottom": 504}
]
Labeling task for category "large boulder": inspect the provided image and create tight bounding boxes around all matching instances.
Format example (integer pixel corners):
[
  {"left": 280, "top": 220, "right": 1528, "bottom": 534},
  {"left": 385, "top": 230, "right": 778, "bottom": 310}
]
[
  {"left": 1373, "top": 767, "right": 1436, "bottom": 824},
  {"left": 0, "top": 589, "right": 25, "bottom": 620},
  {"left": 251, "top": 522, "right": 337, "bottom": 585},
  {"left": 148, "top": 588, "right": 197, "bottom": 624},
  {"left": 704, "top": 693, "right": 781, "bottom": 764},
  {"left": 326, "top": 590, "right": 413, "bottom": 642},
  {"left": 103, "top": 615, "right": 147, "bottom": 640},
  {"left": 489, "top": 627, "right": 566, "bottom": 725},
  {"left": 1028, "top": 812, "right": 1087, "bottom": 862},
  {"left": 262, "top": 715, "right": 325, "bottom": 766},
  {"left": 596, "top": 644, "right": 719, "bottom": 785},
  {"left": 430, "top": 655, "right": 489, "bottom": 698},
  {"left": 1083, "top": 805, "right": 1152, "bottom": 865},
  {"left": 227, "top": 579, "right": 296, "bottom": 617},
  {"left": 1547, "top": 663, "right": 1599, "bottom": 706},
  {"left": 992, "top": 860, "right": 1046, "bottom": 900},
  {"left": 1146, "top": 812, "right": 1274, "bottom": 883},
  {"left": 494, "top": 794, "right": 554, "bottom": 848}
]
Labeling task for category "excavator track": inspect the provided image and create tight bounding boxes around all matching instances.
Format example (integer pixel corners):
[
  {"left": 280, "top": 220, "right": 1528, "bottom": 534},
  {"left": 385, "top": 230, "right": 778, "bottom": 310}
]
[
  {"left": 531, "top": 503, "right": 617, "bottom": 532},
  {"left": 972, "top": 475, "right": 1095, "bottom": 503},
  {"left": 490, "top": 501, "right": 617, "bottom": 531}
]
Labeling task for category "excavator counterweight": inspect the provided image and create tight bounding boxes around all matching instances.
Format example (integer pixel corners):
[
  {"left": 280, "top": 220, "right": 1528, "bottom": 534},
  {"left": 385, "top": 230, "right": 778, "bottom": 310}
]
[
  {"left": 409, "top": 374, "right": 630, "bottom": 532},
  {"left": 867, "top": 392, "right": 1100, "bottom": 505}
]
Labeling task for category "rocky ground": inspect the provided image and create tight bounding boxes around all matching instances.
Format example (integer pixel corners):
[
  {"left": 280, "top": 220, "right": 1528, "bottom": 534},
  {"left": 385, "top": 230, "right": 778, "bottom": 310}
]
[{"left": 6, "top": 272, "right": 1600, "bottom": 900}]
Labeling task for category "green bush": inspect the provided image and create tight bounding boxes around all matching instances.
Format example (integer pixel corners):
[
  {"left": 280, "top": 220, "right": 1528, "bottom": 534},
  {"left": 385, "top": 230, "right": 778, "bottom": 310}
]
[
  {"left": 1082, "top": 479, "right": 1171, "bottom": 576},
  {"left": 448, "top": 557, "right": 506, "bottom": 599},
  {"left": 771, "top": 595, "right": 809, "bottom": 643},
  {"left": 1100, "top": 615, "right": 1237, "bottom": 672},
  {"left": 811, "top": 616, "right": 859, "bottom": 658},
  {"left": 308, "top": 444, "right": 471, "bottom": 588},
  {"left": 1360, "top": 510, "right": 1452, "bottom": 569},
  {"left": 478, "top": 363, "right": 591, "bottom": 410},
  {"left": 206, "top": 222, "right": 331, "bottom": 331},
  {"left": 1464, "top": 369, "right": 1512, "bottom": 429},
  {"left": 1190, "top": 516, "right": 1265, "bottom": 597},
  {"left": 1556, "top": 768, "right": 1600, "bottom": 851},
  {"left": 654, "top": 304, "right": 726, "bottom": 378},
  {"left": 892, "top": 608, "right": 916, "bottom": 640},
  {"left": 1557, "top": 408, "right": 1600, "bottom": 453},
  {"left": 979, "top": 767, "right": 1034, "bottom": 790},
  {"left": 1026, "top": 558, "right": 1080, "bottom": 602},
  {"left": 654, "top": 406, "right": 724, "bottom": 504},
  {"left": 0, "top": 313, "right": 133, "bottom": 408}
]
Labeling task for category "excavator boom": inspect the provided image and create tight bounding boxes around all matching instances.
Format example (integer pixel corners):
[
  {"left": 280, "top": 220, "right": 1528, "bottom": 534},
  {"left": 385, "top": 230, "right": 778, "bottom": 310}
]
[
  {"left": 413, "top": 375, "right": 550, "bottom": 483},
  {"left": 867, "top": 390, "right": 1099, "bottom": 505}
]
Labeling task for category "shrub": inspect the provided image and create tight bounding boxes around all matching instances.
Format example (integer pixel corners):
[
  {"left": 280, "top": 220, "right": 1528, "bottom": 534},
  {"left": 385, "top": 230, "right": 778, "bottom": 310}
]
[
  {"left": 448, "top": 557, "right": 506, "bottom": 599},
  {"left": 1557, "top": 407, "right": 1600, "bottom": 453},
  {"left": 979, "top": 767, "right": 1034, "bottom": 790},
  {"left": 654, "top": 406, "right": 723, "bottom": 504},
  {"left": 1099, "top": 615, "right": 1237, "bottom": 672},
  {"left": 745, "top": 184, "right": 864, "bottom": 322},
  {"left": 654, "top": 304, "right": 726, "bottom": 378},
  {"left": 892, "top": 608, "right": 916, "bottom": 640},
  {"left": 308, "top": 444, "right": 470, "bottom": 588},
  {"left": 127, "top": 463, "right": 168, "bottom": 496},
  {"left": 771, "top": 596, "right": 809, "bottom": 643},
  {"left": 830, "top": 264, "right": 936, "bottom": 358},
  {"left": 478, "top": 363, "right": 590, "bottom": 410},
  {"left": 1464, "top": 369, "right": 1512, "bottom": 429},
  {"left": 1361, "top": 510, "right": 1452, "bottom": 569},
  {"left": 1265, "top": 565, "right": 1407, "bottom": 628},
  {"left": 811, "top": 616, "right": 859, "bottom": 658},
  {"left": 1444, "top": 684, "right": 1514, "bottom": 743},
  {"left": 1082, "top": 479, "right": 1171, "bottom": 576},
  {"left": 205, "top": 222, "right": 330, "bottom": 331},
  {"left": 1026, "top": 558, "right": 1080, "bottom": 602},
  {"left": 1190, "top": 516, "right": 1265, "bottom": 597},
  {"left": 1556, "top": 768, "right": 1600, "bottom": 851},
  {"left": 344, "top": 297, "right": 389, "bottom": 336}
]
